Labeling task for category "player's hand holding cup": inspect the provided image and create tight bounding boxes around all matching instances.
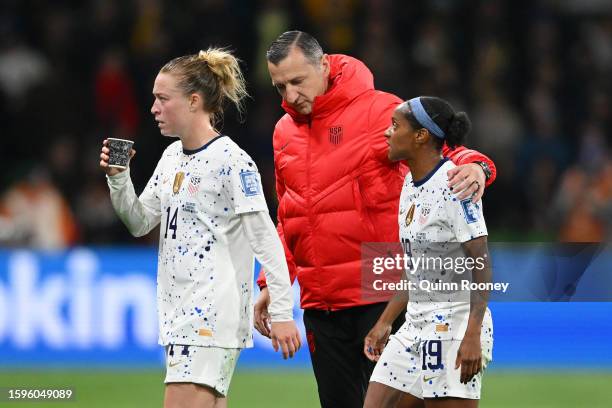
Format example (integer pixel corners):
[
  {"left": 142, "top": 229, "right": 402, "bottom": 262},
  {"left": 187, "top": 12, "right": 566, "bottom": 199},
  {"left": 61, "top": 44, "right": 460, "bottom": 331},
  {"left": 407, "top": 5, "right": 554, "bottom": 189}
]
[
  {"left": 270, "top": 320, "right": 302, "bottom": 360},
  {"left": 100, "top": 138, "right": 135, "bottom": 176}
]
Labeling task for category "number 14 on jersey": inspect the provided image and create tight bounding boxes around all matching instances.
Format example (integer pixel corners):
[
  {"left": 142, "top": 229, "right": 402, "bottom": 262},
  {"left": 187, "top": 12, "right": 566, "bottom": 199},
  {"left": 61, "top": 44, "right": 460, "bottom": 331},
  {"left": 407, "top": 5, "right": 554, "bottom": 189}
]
[{"left": 165, "top": 206, "right": 178, "bottom": 239}]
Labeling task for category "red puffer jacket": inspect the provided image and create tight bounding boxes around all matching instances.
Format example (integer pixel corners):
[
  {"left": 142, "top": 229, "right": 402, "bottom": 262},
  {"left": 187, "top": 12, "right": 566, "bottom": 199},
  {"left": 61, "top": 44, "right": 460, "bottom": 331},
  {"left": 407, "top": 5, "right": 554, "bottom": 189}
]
[{"left": 258, "top": 54, "right": 496, "bottom": 311}]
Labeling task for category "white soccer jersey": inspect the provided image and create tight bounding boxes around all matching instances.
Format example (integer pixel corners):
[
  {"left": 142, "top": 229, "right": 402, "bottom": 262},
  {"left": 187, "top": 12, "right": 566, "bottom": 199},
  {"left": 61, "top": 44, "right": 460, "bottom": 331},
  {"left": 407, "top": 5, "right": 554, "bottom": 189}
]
[
  {"left": 107, "top": 136, "right": 290, "bottom": 348},
  {"left": 398, "top": 158, "right": 489, "bottom": 341}
]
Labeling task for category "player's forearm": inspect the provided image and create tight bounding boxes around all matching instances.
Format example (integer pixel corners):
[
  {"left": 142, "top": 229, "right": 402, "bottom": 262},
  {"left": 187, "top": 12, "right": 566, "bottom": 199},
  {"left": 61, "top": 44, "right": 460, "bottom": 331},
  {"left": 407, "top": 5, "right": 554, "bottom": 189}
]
[
  {"left": 377, "top": 290, "right": 408, "bottom": 326},
  {"left": 106, "top": 170, "right": 160, "bottom": 237},
  {"left": 443, "top": 146, "right": 497, "bottom": 187},
  {"left": 466, "top": 286, "right": 488, "bottom": 338},
  {"left": 241, "top": 211, "right": 294, "bottom": 322},
  {"left": 463, "top": 237, "right": 491, "bottom": 337}
]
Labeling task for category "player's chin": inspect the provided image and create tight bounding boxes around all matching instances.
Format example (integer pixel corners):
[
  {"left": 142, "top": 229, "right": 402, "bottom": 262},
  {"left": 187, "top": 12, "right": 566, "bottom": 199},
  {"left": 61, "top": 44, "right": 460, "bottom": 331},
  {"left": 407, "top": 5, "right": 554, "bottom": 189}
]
[
  {"left": 387, "top": 149, "right": 402, "bottom": 162},
  {"left": 159, "top": 128, "right": 175, "bottom": 137}
]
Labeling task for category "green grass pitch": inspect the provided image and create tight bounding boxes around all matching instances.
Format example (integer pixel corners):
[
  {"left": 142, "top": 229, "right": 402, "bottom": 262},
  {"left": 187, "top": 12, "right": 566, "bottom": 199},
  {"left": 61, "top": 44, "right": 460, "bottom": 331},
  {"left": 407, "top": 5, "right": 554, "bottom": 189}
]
[{"left": 0, "top": 369, "right": 610, "bottom": 407}]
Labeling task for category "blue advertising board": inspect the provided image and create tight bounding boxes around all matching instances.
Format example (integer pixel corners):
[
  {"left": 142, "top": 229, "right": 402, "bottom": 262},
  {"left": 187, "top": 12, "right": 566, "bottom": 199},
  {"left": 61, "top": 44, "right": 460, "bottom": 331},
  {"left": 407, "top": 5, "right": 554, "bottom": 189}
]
[{"left": 0, "top": 247, "right": 610, "bottom": 369}]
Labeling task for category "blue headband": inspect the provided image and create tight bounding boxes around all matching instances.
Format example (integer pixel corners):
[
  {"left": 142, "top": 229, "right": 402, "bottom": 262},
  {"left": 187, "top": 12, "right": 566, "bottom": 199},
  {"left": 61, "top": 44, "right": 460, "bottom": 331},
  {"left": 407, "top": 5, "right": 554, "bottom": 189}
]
[{"left": 407, "top": 97, "right": 445, "bottom": 139}]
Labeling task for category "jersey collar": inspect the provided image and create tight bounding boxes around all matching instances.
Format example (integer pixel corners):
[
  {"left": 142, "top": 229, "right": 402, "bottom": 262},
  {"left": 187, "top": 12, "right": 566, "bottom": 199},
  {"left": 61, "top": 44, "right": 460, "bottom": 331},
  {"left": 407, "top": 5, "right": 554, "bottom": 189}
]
[
  {"left": 413, "top": 158, "right": 449, "bottom": 187},
  {"left": 182, "top": 135, "right": 225, "bottom": 155}
]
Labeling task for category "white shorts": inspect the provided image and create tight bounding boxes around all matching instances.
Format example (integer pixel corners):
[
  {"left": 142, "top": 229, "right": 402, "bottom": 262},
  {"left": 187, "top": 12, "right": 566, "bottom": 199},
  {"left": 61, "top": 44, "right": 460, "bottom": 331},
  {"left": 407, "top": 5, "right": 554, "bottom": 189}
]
[
  {"left": 370, "top": 314, "right": 493, "bottom": 400},
  {"left": 164, "top": 344, "right": 241, "bottom": 397}
]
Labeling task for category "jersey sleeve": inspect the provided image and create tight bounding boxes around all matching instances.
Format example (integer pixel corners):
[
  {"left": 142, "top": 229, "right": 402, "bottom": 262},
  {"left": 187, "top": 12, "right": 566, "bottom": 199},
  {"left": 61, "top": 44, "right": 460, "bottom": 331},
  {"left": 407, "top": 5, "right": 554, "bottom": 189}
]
[
  {"left": 223, "top": 153, "right": 269, "bottom": 215},
  {"left": 240, "top": 211, "right": 294, "bottom": 322},
  {"left": 107, "top": 160, "right": 163, "bottom": 237},
  {"left": 444, "top": 187, "right": 488, "bottom": 243}
]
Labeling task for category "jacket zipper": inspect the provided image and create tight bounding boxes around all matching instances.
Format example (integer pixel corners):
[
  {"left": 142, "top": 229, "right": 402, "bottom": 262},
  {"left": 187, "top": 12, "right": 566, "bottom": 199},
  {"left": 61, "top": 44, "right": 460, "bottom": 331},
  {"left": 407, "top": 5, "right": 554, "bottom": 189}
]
[{"left": 306, "top": 117, "right": 326, "bottom": 308}]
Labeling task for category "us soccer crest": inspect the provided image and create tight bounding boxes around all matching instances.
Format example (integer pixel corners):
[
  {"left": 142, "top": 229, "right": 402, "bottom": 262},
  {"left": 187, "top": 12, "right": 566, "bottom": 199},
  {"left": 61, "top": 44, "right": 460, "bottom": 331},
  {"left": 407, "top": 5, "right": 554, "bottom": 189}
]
[
  {"left": 173, "top": 172, "right": 185, "bottom": 194},
  {"left": 419, "top": 204, "right": 431, "bottom": 225},
  {"left": 329, "top": 125, "right": 343, "bottom": 145},
  {"left": 188, "top": 175, "right": 201, "bottom": 196},
  {"left": 405, "top": 203, "right": 416, "bottom": 226}
]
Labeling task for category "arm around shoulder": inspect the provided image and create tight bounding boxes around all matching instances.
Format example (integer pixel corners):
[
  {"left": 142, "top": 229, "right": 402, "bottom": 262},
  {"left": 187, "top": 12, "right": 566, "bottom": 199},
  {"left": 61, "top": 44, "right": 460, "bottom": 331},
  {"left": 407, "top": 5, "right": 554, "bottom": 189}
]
[{"left": 443, "top": 145, "right": 497, "bottom": 187}]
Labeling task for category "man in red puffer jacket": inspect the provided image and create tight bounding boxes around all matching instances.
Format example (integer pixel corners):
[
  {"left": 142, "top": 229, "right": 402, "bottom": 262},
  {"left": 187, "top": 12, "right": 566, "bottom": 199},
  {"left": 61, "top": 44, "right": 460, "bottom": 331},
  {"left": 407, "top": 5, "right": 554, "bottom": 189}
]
[{"left": 254, "top": 31, "right": 496, "bottom": 408}]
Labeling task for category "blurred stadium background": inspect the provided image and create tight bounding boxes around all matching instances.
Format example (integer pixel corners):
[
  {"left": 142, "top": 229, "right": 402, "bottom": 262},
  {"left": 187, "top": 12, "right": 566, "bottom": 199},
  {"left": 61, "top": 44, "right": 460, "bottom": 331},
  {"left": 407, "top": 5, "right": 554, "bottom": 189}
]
[{"left": 0, "top": 0, "right": 610, "bottom": 407}]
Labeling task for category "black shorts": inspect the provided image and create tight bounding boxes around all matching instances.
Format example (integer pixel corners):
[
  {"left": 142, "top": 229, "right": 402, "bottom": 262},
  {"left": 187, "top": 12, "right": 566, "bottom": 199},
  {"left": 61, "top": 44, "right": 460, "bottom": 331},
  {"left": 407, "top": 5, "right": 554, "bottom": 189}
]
[{"left": 303, "top": 303, "right": 405, "bottom": 408}]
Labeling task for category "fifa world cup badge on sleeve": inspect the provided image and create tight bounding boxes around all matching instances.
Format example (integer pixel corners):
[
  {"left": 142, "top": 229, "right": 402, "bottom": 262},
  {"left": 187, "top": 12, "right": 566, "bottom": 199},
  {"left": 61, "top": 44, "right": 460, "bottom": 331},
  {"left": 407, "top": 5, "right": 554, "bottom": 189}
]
[
  {"left": 239, "top": 171, "right": 260, "bottom": 196},
  {"left": 460, "top": 199, "right": 478, "bottom": 223}
]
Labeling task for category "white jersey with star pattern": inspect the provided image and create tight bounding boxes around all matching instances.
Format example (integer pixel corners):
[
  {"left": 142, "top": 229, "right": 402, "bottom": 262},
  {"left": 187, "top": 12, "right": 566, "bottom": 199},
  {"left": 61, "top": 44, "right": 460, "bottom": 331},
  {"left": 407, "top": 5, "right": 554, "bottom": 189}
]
[
  {"left": 108, "top": 136, "right": 281, "bottom": 348},
  {"left": 399, "top": 158, "right": 489, "bottom": 340}
]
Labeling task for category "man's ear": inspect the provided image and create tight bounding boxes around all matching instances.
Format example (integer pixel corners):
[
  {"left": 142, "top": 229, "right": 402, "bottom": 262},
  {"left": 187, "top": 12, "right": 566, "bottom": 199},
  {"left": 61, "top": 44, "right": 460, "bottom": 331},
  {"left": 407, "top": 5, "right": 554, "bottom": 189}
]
[{"left": 321, "top": 54, "right": 330, "bottom": 76}]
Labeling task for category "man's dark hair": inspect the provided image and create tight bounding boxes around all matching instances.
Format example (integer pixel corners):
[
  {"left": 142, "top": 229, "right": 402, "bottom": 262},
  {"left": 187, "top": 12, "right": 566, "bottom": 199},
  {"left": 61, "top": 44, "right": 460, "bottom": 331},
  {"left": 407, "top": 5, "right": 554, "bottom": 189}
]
[{"left": 266, "top": 31, "right": 323, "bottom": 66}]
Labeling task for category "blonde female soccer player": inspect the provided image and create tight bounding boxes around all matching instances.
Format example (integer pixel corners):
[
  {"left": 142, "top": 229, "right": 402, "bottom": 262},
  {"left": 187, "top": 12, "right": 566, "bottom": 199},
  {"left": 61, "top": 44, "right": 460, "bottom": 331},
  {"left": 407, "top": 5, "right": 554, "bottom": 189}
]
[
  {"left": 100, "top": 48, "right": 300, "bottom": 408},
  {"left": 363, "top": 96, "right": 493, "bottom": 408}
]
